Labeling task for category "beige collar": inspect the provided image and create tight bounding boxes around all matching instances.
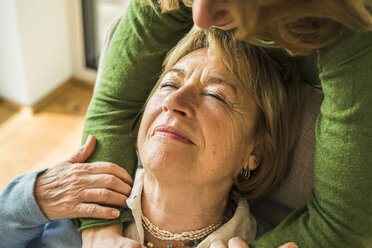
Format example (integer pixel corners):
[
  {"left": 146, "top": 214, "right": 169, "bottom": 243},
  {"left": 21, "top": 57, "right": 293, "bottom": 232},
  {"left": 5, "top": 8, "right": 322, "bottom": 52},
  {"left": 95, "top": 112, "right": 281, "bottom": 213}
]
[{"left": 125, "top": 168, "right": 257, "bottom": 247}]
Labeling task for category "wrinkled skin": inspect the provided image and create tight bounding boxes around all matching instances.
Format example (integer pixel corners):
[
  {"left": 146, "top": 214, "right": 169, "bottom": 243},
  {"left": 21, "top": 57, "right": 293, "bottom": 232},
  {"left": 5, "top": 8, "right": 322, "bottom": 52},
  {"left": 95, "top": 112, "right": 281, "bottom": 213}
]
[{"left": 34, "top": 135, "right": 133, "bottom": 221}]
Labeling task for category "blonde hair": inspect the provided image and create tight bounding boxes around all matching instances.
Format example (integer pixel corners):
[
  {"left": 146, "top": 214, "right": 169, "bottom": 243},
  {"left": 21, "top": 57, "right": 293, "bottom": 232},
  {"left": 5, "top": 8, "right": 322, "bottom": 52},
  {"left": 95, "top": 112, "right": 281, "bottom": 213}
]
[
  {"left": 146, "top": 0, "right": 372, "bottom": 55},
  {"left": 147, "top": 27, "right": 303, "bottom": 198}
]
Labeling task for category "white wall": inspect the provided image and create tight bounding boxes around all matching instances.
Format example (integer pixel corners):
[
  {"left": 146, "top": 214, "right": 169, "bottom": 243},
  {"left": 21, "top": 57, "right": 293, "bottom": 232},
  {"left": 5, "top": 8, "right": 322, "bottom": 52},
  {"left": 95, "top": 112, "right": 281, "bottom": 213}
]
[
  {"left": 0, "top": 0, "right": 129, "bottom": 106},
  {"left": 0, "top": 0, "right": 73, "bottom": 106},
  {"left": 17, "top": 0, "right": 73, "bottom": 106},
  {"left": 0, "top": 0, "right": 29, "bottom": 105}
]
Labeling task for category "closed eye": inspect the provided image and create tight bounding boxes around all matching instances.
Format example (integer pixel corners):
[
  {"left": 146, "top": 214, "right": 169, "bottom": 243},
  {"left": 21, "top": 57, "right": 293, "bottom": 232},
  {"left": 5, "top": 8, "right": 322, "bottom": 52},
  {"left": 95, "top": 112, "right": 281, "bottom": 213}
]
[
  {"left": 204, "top": 92, "right": 227, "bottom": 104},
  {"left": 160, "top": 82, "right": 179, "bottom": 89}
]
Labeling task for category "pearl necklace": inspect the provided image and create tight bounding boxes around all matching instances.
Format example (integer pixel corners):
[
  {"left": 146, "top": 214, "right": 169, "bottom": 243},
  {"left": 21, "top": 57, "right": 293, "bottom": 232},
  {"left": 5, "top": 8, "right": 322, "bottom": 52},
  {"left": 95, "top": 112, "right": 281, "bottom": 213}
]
[{"left": 141, "top": 214, "right": 224, "bottom": 241}]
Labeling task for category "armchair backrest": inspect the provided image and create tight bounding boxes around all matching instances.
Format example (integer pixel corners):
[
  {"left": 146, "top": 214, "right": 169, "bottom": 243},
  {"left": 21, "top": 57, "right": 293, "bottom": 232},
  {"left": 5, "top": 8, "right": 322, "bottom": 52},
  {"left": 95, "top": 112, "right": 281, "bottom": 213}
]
[{"left": 251, "top": 85, "right": 323, "bottom": 226}]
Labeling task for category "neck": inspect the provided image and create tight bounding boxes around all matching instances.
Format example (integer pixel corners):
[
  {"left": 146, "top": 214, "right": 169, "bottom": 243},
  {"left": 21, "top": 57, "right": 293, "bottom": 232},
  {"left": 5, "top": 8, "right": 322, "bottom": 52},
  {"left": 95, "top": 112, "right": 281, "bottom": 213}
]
[{"left": 141, "top": 171, "right": 231, "bottom": 241}]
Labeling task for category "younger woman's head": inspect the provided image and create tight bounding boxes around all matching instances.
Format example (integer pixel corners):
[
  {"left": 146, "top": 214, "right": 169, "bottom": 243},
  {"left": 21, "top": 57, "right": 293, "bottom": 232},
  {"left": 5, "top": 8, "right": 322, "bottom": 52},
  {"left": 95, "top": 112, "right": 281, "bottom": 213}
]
[{"left": 148, "top": 0, "right": 372, "bottom": 55}]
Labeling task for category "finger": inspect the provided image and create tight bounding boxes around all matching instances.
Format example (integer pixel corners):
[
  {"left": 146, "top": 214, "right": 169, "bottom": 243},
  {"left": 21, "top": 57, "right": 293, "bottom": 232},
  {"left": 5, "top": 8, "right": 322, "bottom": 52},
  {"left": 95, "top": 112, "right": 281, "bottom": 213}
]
[
  {"left": 210, "top": 241, "right": 227, "bottom": 248},
  {"left": 74, "top": 203, "right": 120, "bottom": 219},
  {"left": 85, "top": 174, "right": 132, "bottom": 196},
  {"left": 228, "top": 237, "right": 249, "bottom": 248},
  {"left": 88, "top": 162, "right": 134, "bottom": 185},
  {"left": 278, "top": 242, "right": 298, "bottom": 248},
  {"left": 68, "top": 135, "right": 96, "bottom": 163},
  {"left": 82, "top": 188, "right": 129, "bottom": 208}
]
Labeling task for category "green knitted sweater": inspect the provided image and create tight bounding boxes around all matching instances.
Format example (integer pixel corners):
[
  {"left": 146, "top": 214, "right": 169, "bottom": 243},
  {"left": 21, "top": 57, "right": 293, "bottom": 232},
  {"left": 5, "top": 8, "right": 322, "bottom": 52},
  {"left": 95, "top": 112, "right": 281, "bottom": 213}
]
[{"left": 77, "top": 0, "right": 372, "bottom": 247}]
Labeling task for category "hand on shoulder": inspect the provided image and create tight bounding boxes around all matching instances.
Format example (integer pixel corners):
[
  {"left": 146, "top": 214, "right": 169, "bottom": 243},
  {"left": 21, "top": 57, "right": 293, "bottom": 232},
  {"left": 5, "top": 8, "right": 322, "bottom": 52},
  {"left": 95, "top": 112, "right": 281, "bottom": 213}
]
[{"left": 34, "top": 135, "right": 133, "bottom": 220}]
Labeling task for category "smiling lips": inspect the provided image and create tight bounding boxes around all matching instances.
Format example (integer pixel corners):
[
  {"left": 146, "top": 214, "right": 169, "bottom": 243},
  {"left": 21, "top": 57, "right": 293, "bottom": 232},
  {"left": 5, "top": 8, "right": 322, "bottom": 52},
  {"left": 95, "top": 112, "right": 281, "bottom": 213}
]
[{"left": 153, "top": 125, "right": 194, "bottom": 145}]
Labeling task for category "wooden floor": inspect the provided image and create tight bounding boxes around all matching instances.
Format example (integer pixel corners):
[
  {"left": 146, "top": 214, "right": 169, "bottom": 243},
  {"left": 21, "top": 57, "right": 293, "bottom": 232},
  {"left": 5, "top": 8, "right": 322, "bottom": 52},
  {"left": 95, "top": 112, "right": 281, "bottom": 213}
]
[{"left": 0, "top": 80, "right": 94, "bottom": 190}]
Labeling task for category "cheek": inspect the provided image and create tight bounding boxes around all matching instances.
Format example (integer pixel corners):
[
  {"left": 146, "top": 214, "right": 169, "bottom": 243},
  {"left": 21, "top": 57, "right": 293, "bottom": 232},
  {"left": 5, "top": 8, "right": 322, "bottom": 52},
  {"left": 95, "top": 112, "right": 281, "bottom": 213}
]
[
  {"left": 203, "top": 108, "right": 246, "bottom": 149},
  {"left": 137, "top": 107, "right": 162, "bottom": 170},
  {"left": 201, "top": 107, "right": 254, "bottom": 171},
  {"left": 200, "top": 109, "right": 238, "bottom": 160},
  {"left": 137, "top": 97, "right": 162, "bottom": 149}
]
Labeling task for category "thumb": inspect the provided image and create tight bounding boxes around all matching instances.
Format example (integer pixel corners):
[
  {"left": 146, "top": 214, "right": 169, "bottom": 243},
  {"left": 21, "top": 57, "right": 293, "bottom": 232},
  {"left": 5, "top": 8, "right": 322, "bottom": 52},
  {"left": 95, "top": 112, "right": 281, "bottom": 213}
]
[{"left": 67, "top": 135, "right": 96, "bottom": 163}]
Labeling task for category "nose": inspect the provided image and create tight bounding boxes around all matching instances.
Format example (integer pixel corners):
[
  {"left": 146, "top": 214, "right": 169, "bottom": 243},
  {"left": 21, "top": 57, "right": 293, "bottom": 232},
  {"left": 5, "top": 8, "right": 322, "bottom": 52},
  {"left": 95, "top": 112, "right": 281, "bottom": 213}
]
[
  {"left": 191, "top": 0, "right": 237, "bottom": 29},
  {"left": 162, "top": 88, "right": 196, "bottom": 118}
]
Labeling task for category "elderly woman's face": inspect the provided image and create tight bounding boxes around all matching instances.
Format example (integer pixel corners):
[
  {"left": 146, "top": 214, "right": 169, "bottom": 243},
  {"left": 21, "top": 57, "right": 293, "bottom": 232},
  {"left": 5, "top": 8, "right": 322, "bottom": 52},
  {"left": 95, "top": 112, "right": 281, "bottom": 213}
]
[{"left": 137, "top": 48, "right": 258, "bottom": 187}]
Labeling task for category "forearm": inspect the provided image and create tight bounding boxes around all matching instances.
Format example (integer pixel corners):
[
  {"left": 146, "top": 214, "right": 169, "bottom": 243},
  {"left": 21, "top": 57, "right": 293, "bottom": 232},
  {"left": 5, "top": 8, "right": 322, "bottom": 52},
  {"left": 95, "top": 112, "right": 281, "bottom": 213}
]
[
  {"left": 0, "top": 170, "right": 50, "bottom": 247},
  {"left": 251, "top": 29, "right": 372, "bottom": 247},
  {"left": 77, "top": 0, "right": 193, "bottom": 231}
]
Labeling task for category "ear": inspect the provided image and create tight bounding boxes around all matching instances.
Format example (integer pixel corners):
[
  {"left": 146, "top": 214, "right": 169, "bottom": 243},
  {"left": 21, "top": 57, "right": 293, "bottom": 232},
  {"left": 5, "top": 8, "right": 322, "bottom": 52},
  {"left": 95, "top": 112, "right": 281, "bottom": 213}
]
[
  {"left": 247, "top": 153, "right": 260, "bottom": 171},
  {"left": 244, "top": 145, "right": 262, "bottom": 171}
]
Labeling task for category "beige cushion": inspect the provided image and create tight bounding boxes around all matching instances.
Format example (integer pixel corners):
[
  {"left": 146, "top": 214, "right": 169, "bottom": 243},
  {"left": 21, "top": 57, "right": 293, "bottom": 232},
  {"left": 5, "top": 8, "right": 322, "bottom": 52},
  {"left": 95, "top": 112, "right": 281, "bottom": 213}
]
[{"left": 251, "top": 84, "right": 324, "bottom": 226}]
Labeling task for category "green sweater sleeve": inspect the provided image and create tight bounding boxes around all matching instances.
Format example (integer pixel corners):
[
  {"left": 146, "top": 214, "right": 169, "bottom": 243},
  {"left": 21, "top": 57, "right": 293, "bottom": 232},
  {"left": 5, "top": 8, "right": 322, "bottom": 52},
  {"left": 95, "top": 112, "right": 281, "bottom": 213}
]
[
  {"left": 251, "top": 29, "right": 372, "bottom": 247},
  {"left": 75, "top": 0, "right": 193, "bottom": 231}
]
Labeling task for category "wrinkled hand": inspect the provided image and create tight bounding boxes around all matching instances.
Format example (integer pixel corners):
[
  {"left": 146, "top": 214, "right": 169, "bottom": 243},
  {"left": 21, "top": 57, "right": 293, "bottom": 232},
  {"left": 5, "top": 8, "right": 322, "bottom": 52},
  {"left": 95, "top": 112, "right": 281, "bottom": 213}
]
[
  {"left": 210, "top": 237, "right": 298, "bottom": 248},
  {"left": 34, "top": 135, "right": 133, "bottom": 221},
  {"left": 82, "top": 224, "right": 145, "bottom": 248}
]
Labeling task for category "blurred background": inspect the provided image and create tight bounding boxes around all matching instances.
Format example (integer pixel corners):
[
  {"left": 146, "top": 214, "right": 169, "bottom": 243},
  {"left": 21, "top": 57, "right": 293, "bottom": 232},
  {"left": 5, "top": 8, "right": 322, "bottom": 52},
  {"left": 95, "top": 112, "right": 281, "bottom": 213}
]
[{"left": 0, "top": 0, "right": 130, "bottom": 190}]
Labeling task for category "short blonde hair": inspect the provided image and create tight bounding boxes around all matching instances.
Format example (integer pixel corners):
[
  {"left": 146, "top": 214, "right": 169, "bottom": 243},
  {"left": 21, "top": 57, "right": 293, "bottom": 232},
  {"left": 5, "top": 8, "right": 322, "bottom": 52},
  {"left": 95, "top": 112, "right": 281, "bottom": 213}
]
[
  {"left": 148, "top": 27, "right": 304, "bottom": 198},
  {"left": 146, "top": 0, "right": 372, "bottom": 55}
]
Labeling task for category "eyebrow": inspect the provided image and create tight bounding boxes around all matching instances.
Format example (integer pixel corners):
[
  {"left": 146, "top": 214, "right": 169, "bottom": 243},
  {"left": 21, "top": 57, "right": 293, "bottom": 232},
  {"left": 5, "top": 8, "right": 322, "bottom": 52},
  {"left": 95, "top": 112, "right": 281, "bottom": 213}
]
[
  {"left": 207, "top": 77, "right": 237, "bottom": 95},
  {"left": 165, "top": 67, "right": 237, "bottom": 94},
  {"left": 164, "top": 68, "right": 186, "bottom": 77}
]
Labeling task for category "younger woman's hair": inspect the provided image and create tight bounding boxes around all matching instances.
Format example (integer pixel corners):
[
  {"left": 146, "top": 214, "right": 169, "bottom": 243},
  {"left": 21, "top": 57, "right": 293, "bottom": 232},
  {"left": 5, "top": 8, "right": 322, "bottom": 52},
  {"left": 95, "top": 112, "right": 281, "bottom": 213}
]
[
  {"left": 149, "top": 27, "right": 304, "bottom": 198},
  {"left": 146, "top": 0, "right": 372, "bottom": 55}
]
